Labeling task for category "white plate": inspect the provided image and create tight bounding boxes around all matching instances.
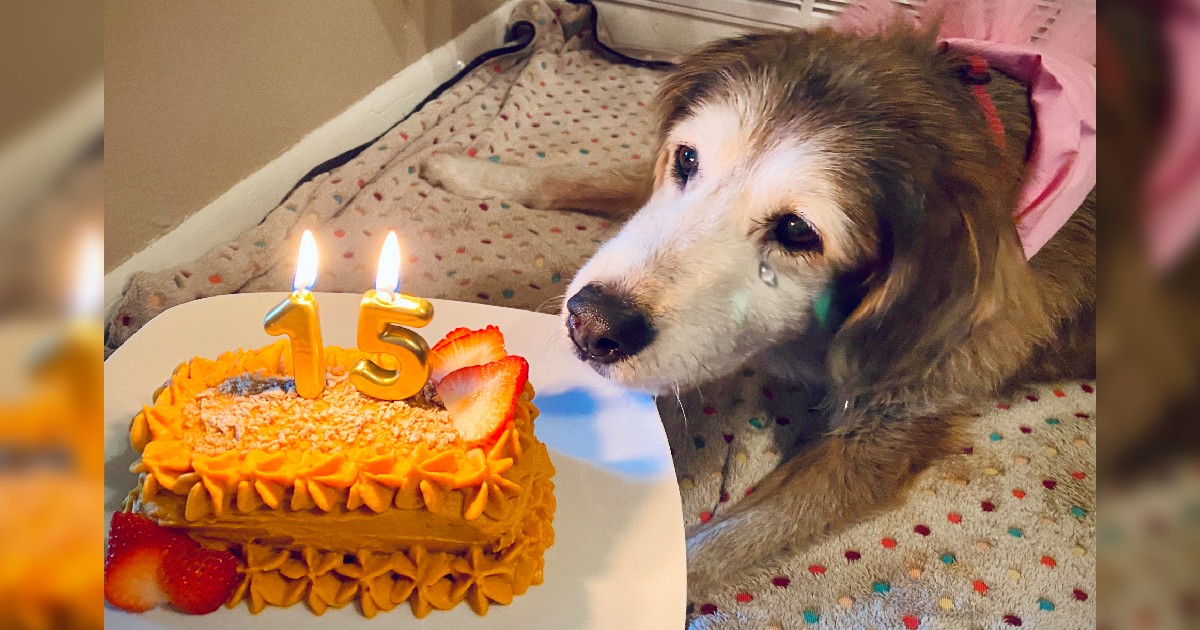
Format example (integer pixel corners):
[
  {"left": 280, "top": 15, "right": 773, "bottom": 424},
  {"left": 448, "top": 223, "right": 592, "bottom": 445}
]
[{"left": 104, "top": 293, "right": 685, "bottom": 629}]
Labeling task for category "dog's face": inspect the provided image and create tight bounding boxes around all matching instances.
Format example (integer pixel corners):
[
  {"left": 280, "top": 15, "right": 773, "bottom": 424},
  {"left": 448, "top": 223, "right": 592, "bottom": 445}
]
[
  {"left": 565, "top": 102, "right": 868, "bottom": 392},
  {"left": 563, "top": 30, "right": 1024, "bottom": 394}
]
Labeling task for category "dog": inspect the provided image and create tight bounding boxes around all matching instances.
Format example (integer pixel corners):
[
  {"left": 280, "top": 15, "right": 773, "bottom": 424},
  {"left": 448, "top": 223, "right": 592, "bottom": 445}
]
[{"left": 423, "top": 21, "right": 1096, "bottom": 598}]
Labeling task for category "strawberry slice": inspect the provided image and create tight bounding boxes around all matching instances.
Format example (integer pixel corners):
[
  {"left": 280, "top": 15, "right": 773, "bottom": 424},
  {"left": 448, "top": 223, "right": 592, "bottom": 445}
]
[
  {"left": 432, "top": 327, "right": 475, "bottom": 352},
  {"left": 106, "top": 545, "right": 170, "bottom": 612},
  {"left": 436, "top": 356, "right": 528, "bottom": 443},
  {"left": 159, "top": 546, "right": 240, "bottom": 615},
  {"left": 106, "top": 512, "right": 195, "bottom": 568},
  {"left": 105, "top": 512, "right": 196, "bottom": 613},
  {"left": 429, "top": 326, "right": 507, "bottom": 383}
]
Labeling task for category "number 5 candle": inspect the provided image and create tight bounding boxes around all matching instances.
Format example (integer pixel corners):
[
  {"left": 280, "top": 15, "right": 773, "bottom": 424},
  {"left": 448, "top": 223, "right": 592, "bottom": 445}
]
[
  {"left": 350, "top": 231, "right": 434, "bottom": 401},
  {"left": 263, "top": 229, "right": 325, "bottom": 399}
]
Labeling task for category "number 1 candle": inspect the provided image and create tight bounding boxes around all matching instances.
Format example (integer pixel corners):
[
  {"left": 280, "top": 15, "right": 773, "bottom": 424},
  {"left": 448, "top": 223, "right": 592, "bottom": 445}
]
[
  {"left": 263, "top": 229, "right": 325, "bottom": 399},
  {"left": 350, "top": 231, "right": 434, "bottom": 401}
]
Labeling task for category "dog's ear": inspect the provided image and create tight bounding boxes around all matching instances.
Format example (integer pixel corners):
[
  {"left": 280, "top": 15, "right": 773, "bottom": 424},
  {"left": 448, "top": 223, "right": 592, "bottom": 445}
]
[{"left": 826, "top": 169, "right": 1025, "bottom": 420}]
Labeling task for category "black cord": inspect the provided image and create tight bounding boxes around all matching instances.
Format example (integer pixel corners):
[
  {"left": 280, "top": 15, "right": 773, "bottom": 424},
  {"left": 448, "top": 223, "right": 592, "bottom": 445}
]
[
  {"left": 567, "top": 0, "right": 675, "bottom": 70},
  {"left": 275, "top": 0, "right": 674, "bottom": 208},
  {"left": 274, "top": 19, "right": 537, "bottom": 206}
]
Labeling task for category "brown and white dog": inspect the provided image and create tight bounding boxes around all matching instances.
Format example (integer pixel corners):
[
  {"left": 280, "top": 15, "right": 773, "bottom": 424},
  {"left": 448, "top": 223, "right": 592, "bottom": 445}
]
[{"left": 423, "top": 24, "right": 1095, "bottom": 597}]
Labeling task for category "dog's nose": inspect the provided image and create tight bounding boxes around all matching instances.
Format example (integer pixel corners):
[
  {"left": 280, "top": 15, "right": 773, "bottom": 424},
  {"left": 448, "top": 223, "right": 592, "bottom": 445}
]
[{"left": 565, "top": 283, "right": 654, "bottom": 363}]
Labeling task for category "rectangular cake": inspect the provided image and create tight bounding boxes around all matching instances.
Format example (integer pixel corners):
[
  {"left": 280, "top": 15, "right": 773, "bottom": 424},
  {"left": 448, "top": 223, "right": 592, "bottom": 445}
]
[{"left": 118, "top": 327, "right": 555, "bottom": 618}]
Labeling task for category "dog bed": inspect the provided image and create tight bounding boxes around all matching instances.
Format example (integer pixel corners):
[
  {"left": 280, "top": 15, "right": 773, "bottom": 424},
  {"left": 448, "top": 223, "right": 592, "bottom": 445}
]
[{"left": 106, "top": 2, "right": 1096, "bottom": 627}]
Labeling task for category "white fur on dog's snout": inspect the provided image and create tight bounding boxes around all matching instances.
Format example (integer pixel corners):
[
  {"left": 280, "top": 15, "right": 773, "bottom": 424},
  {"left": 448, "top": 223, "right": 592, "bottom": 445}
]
[{"left": 564, "top": 103, "right": 854, "bottom": 392}]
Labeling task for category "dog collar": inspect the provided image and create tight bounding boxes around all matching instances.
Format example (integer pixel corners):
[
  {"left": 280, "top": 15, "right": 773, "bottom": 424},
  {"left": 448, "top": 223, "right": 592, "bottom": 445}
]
[
  {"left": 939, "top": 38, "right": 1096, "bottom": 260},
  {"left": 959, "top": 55, "right": 1007, "bottom": 150},
  {"left": 833, "top": 0, "right": 1097, "bottom": 260}
]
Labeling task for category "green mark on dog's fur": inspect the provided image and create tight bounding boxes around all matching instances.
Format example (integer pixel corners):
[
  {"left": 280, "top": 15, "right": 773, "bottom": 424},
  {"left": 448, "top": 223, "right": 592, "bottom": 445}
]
[
  {"left": 813, "top": 286, "right": 834, "bottom": 327},
  {"left": 731, "top": 291, "right": 751, "bottom": 324}
]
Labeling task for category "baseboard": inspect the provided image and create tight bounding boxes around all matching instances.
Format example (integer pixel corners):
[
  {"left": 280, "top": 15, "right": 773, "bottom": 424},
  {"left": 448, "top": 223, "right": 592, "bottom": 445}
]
[
  {"left": 103, "top": 0, "right": 522, "bottom": 310},
  {"left": 593, "top": 0, "right": 827, "bottom": 56},
  {"left": 0, "top": 77, "right": 103, "bottom": 222}
]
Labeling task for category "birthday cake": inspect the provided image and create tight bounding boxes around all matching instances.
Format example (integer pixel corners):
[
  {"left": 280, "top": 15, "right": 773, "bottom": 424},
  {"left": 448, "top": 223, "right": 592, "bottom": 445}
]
[{"left": 109, "top": 326, "right": 556, "bottom": 618}]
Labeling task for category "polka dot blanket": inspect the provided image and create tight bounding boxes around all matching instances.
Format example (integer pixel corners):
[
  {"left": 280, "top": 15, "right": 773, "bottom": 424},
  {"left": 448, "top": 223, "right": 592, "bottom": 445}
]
[
  {"left": 671, "top": 373, "right": 1096, "bottom": 629},
  {"left": 105, "top": 2, "right": 1096, "bottom": 627}
]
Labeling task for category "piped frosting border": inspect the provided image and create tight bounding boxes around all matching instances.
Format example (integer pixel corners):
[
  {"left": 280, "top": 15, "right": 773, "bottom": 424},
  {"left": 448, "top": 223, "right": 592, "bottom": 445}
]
[
  {"left": 219, "top": 475, "right": 555, "bottom": 618},
  {"left": 129, "top": 341, "right": 539, "bottom": 522}
]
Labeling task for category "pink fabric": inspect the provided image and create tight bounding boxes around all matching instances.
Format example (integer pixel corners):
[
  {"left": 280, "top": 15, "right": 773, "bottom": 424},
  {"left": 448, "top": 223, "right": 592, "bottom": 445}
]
[
  {"left": 1144, "top": 0, "right": 1200, "bottom": 270},
  {"left": 941, "top": 38, "right": 1096, "bottom": 258},
  {"left": 834, "top": 0, "right": 1097, "bottom": 260}
]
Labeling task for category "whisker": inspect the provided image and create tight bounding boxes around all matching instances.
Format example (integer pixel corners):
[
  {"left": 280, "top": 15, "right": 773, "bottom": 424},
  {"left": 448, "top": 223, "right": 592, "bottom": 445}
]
[
  {"left": 533, "top": 294, "right": 574, "bottom": 361},
  {"left": 538, "top": 320, "right": 571, "bottom": 357},
  {"left": 535, "top": 291, "right": 569, "bottom": 314},
  {"left": 674, "top": 382, "right": 690, "bottom": 436}
]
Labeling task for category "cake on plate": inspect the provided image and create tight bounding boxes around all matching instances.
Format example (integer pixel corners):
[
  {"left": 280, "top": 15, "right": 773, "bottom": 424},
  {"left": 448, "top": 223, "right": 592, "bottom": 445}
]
[{"left": 106, "top": 326, "right": 556, "bottom": 618}]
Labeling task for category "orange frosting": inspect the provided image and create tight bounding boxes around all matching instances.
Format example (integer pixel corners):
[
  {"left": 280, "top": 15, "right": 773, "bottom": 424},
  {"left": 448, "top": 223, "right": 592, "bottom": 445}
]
[
  {"left": 123, "top": 340, "right": 556, "bottom": 617},
  {"left": 215, "top": 476, "right": 554, "bottom": 618}
]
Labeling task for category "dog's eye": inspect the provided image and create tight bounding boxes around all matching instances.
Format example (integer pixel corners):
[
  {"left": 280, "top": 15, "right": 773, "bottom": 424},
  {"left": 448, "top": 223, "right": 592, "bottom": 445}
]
[
  {"left": 773, "top": 214, "right": 822, "bottom": 252},
  {"left": 673, "top": 145, "right": 699, "bottom": 185}
]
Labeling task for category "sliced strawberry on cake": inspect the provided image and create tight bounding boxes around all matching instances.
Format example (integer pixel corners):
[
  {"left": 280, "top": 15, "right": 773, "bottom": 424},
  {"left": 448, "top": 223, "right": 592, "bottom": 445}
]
[
  {"left": 436, "top": 355, "right": 529, "bottom": 444},
  {"left": 106, "top": 541, "right": 173, "bottom": 612},
  {"left": 432, "top": 327, "right": 476, "bottom": 352},
  {"left": 159, "top": 546, "right": 241, "bottom": 614},
  {"left": 105, "top": 511, "right": 239, "bottom": 615},
  {"left": 105, "top": 512, "right": 196, "bottom": 612},
  {"left": 429, "top": 325, "right": 507, "bottom": 382},
  {"left": 106, "top": 510, "right": 196, "bottom": 563}
]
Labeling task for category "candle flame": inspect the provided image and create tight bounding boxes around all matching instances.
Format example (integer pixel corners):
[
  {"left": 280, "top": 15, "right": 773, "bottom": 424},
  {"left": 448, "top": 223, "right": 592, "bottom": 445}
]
[
  {"left": 293, "top": 229, "right": 318, "bottom": 292},
  {"left": 375, "top": 231, "right": 401, "bottom": 293},
  {"left": 71, "top": 229, "right": 103, "bottom": 318}
]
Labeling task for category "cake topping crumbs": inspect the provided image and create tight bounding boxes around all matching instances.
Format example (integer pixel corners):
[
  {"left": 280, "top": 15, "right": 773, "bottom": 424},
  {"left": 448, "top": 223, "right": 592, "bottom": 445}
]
[{"left": 180, "top": 371, "right": 458, "bottom": 455}]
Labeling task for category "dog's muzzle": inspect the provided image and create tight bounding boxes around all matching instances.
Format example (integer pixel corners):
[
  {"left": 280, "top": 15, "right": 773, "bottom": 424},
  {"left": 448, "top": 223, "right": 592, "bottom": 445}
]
[{"left": 565, "top": 283, "right": 654, "bottom": 364}]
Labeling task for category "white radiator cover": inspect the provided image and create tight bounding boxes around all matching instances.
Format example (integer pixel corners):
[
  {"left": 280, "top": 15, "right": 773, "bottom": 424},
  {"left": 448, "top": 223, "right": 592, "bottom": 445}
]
[{"left": 592, "top": 0, "right": 1060, "bottom": 56}]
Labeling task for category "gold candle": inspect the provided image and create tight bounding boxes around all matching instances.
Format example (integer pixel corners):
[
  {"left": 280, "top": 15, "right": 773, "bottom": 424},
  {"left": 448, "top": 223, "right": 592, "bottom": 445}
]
[
  {"left": 350, "top": 231, "right": 433, "bottom": 400},
  {"left": 263, "top": 229, "right": 325, "bottom": 399}
]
